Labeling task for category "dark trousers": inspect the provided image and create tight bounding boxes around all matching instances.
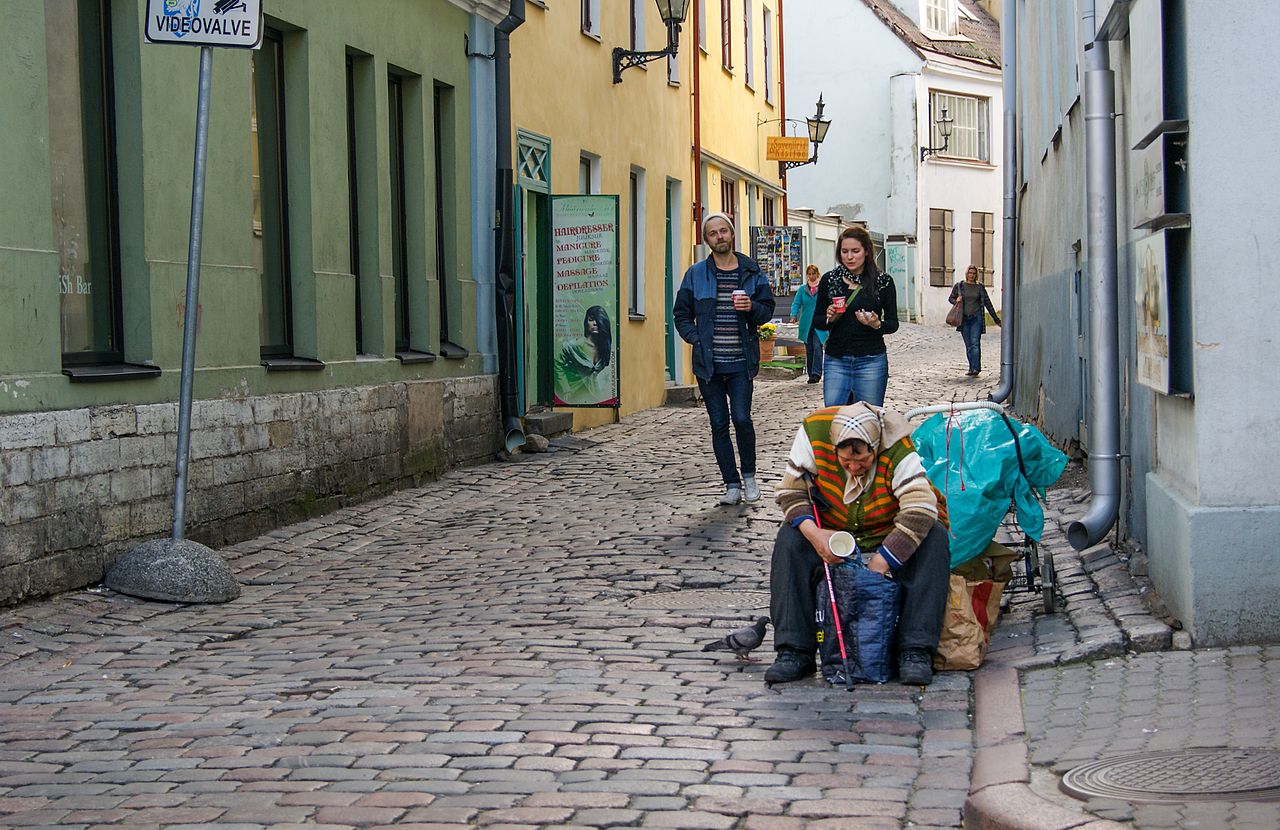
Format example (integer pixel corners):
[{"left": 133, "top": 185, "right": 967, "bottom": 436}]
[
  {"left": 804, "top": 327, "right": 824, "bottom": 379},
  {"left": 961, "top": 314, "right": 983, "bottom": 373},
  {"left": 769, "top": 522, "right": 951, "bottom": 655},
  {"left": 696, "top": 369, "right": 756, "bottom": 486}
]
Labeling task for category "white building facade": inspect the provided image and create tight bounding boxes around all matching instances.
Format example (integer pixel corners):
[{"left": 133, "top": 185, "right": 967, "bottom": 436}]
[{"left": 784, "top": 0, "right": 1003, "bottom": 325}]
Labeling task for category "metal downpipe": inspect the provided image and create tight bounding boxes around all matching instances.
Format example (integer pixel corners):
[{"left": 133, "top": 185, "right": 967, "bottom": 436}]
[
  {"left": 1068, "top": 35, "right": 1122, "bottom": 550},
  {"left": 988, "top": 0, "right": 1017, "bottom": 403},
  {"left": 494, "top": 1, "right": 527, "bottom": 453}
]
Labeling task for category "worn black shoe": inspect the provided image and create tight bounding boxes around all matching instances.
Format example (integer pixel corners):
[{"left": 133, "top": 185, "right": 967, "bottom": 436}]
[
  {"left": 807, "top": 375, "right": 820, "bottom": 384},
  {"left": 898, "top": 648, "right": 934, "bottom": 686},
  {"left": 764, "top": 649, "right": 816, "bottom": 684}
]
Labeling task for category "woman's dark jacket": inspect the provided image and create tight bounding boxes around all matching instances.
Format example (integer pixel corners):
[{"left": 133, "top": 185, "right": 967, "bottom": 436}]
[
  {"left": 813, "top": 268, "right": 900, "bottom": 357},
  {"left": 673, "top": 253, "right": 776, "bottom": 381}
]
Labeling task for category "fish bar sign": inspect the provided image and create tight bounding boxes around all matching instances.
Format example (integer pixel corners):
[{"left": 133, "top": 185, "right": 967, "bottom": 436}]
[{"left": 145, "top": 0, "right": 263, "bottom": 49}]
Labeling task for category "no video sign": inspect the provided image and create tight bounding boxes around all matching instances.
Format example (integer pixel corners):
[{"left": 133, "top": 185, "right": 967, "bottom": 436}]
[{"left": 145, "top": 0, "right": 263, "bottom": 49}]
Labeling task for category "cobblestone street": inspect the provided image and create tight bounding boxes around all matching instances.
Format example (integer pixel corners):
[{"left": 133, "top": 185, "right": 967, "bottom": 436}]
[{"left": 0, "top": 325, "right": 1003, "bottom": 830}]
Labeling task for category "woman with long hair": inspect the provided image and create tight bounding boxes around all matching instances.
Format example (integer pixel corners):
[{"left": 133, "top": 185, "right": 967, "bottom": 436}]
[
  {"left": 553, "top": 305, "right": 614, "bottom": 404},
  {"left": 948, "top": 265, "right": 1001, "bottom": 376},
  {"left": 812, "top": 226, "right": 899, "bottom": 407}
]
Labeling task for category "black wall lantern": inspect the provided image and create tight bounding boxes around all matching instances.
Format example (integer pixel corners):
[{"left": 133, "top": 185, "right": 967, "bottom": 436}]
[
  {"left": 613, "top": 0, "right": 692, "bottom": 84},
  {"left": 920, "top": 105, "right": 955, "bottom": 161}
]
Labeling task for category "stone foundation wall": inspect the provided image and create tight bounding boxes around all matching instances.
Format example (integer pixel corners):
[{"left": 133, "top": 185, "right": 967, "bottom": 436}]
[{"left": 0, "top": 375, "right": 499, "bottom": 606}]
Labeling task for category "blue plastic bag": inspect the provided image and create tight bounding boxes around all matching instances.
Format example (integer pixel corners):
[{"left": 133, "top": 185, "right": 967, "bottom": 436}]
[
  {"left": 815, "top": 561, "right": 903, "bottom": 685},
  {"left": 911, "top": 409, "right": 1068, "bottom": 568}
]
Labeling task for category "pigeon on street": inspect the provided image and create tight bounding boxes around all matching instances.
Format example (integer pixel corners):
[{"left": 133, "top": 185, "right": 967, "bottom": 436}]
[{"left": 701, "top": 616, "right": 770, "bottom": 662}]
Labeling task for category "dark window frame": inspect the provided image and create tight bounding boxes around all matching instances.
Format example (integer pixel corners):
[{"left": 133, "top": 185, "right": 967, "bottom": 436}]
[
  {"left": 388, "top": 73, "right": 411, "bottom": 353},
  {"left": 721, "top": 0, "right": 732, "bottom": 69},
  {"left": 929, "top": 207, "right": 954, "bottom": 287},
  {"left": 970, "top": 210, "right": 995, "bottom": 286},
  {"left": 61, "top": 0, "right": 125, "bottom": 367},
  {"left": 254, "top": 26, "right": 295, "bottom": 358},
  {"left": 345, "top": 55, "right": 364, "bottom": 355}
]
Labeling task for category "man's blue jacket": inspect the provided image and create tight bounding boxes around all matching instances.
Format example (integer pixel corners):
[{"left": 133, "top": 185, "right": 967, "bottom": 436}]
[{"left": 672, "top": 252, "right": 777, "bottom": 381}]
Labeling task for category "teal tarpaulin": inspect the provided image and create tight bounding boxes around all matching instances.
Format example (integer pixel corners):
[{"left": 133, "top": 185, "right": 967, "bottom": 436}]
[{"left": 912, "top": 409, "right": 1068, "bottom": 568}]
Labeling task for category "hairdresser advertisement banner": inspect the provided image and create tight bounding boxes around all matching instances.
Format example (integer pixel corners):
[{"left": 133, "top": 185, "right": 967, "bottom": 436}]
[{"left": 550, "top": 195, "right": 620, "bottom": 407}]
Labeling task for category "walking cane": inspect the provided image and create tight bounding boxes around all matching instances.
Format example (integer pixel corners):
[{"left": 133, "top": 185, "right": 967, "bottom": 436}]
[{"left": 802, "top": 472, "right": 855, "bottom": 691}]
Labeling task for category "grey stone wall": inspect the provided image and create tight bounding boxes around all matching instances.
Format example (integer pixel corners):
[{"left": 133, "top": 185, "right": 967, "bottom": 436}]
[{"left": 0, "top": 375, "right": 499, "bottom": 606}]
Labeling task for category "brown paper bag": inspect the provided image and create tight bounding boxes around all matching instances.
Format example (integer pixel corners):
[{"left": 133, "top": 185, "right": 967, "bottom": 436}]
[{"left": 933, "top": 541, "right": 1017, "bottom": 671}]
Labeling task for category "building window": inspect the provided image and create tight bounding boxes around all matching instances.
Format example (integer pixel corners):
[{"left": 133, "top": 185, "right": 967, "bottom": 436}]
[
  {"left": 923, "top": 0, "right": 957, "bottom": 36},
  {"left": 720, "top": 176, "right": 737, "bottom": 227},
  {"left": 720, "top": 0, "right": 732, "bottom": 69},
  {"left": 434, "top": 83, "right": 456, "bottom": 347},
  {"left": 252, "top": 27, "right": 293, "bottom": 356},
  {"left": 629, "top": 168, "right": 647, "bottom": 316},
  {"left": 929, "top": 208, "right": 954, "bottom": 287},
  {"left": 697, "top": 0, "right": 706, "bottom": 49},
  {"left": 48, "top": 0, "right": 123, "bottom": 364},
  {"left": 630, "top": 0, "right": 644, "bottom": 51},
  {"left": 763, "top": 196, "right": 775, "bottom": 226},
  {"left": 931, "top": 90, "right": 990, "bottom": 162},
  {"left": 763, "top": 8, "right": 773, "bottom": 103},
  {"left": 743, "top": 0, "right": 754, "bottom": 88},
  {"left": 970, "top": 211, "right": 995, "bottom": 286},
  {"left": 579, "top": 153, "right": 600, "bottom": 194},
  {"left": 581, "top": 0, "right": 600, "bottom": 37},
  {"left": 346, "top": 55, "right": 364, "bottom": 355},
  {"left": 388, "top": 73, "right": 411, "bottom": 352}
]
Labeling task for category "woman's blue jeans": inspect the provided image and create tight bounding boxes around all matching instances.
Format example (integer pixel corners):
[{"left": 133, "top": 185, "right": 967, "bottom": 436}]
[
  {"left": 823, "top": 352, "right": 889, "bottom": 407},
  {"left": 696, "top": 369, "right": 756, "bottom": 485},
  {"left": 804, "top": 327, "right": 825, "bottom": 379},
  {"left": 960, "top": 314, "right": 983, "bottom": 373}
]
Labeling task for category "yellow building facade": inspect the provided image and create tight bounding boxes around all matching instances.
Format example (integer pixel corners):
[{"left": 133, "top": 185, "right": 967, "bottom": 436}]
[{"left": 510, "top": 0, "right": 784, "bottom": 432}]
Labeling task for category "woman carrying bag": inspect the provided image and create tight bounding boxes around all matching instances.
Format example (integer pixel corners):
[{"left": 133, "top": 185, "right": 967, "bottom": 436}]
[
  {"left": 948, "top": 265, "right": 1001, "bottom": 377},
  {"left": 791, "top": 265, "right": 829, "bottom": 384}
]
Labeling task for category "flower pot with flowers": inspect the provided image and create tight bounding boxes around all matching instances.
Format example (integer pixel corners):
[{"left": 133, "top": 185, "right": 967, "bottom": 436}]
[{"left": 757, "top": 322, "right": 777, "bottom": 362}]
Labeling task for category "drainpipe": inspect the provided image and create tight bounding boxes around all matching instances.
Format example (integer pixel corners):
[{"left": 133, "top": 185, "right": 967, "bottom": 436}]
[
  {"left": 494, "top": 0, "right": 527, "bottom": 453},
  {"left": 988, "top": 0, "right": 1017, "bottom": 403},
  {"left": 1068, "top": 0, "right": 1121, "bottom": 549},
  {"left": 777, "top": 0, "right": 788, "bottom": 219},
  {"left": 692, "top": 2, "right": 702, "bottom": 234}
]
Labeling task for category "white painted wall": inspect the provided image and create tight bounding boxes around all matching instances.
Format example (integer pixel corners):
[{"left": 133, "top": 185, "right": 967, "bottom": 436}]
[
  {"left": 782, "top": 0, "right": 921, "bottom": 231},
  {"left": 788, "top": 209, "right": 843, "bottom": 274},
  {"left": 915, "top": 58, "right": 1004, "bottom": 326}
]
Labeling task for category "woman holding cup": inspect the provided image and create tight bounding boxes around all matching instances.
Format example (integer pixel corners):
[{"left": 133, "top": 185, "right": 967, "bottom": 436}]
[{"left": 813, "top": 226, "right": 899, "bottom": 407}]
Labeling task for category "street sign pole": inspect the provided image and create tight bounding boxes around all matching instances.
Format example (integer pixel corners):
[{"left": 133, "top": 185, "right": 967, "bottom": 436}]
[{"left": 171, "top": 45, "right": 213, "bottom": 541}]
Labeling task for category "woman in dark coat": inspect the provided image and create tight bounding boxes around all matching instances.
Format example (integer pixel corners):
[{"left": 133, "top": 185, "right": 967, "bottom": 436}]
[{"left": 948, "top": 265, "right": 1001, "bottom": 377}]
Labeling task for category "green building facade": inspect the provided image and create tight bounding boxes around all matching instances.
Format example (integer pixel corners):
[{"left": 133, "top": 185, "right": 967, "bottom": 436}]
[{"left": 0, "top": 0, "right": 509, "bottom": 605}]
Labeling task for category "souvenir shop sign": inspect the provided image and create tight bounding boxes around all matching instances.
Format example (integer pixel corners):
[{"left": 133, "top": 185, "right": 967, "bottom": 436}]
[{"left": 550, "top": 195, "right": 621, "bottom": 408}]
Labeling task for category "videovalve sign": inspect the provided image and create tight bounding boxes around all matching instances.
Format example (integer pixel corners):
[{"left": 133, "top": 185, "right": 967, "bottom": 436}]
[{"left": 145, "top": 0, "right": 263, "bottom": 49}]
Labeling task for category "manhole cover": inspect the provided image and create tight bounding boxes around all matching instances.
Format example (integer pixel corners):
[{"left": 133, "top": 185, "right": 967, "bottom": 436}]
[
  {"left": 625, "top": 589, "right": 769, "bottom": 611},
  {"left": 1061, "top": 748, "right": 1280, "bottom": 803}
]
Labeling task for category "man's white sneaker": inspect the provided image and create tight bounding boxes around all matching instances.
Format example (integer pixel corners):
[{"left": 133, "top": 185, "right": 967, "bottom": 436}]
[
  {"left": 742, "top": 476, "right": 762, "bottom": 503},
  {"left": 719, "top": 485, "right": 743, "bottom": 506}
]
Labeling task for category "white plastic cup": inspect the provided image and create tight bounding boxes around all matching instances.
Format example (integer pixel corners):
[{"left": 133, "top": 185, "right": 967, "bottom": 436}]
[{"left": 828, "top": 531, "right": 857, "bottom": 559}]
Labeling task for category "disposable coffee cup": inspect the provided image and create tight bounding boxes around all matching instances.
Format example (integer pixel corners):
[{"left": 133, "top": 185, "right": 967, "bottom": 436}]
[
  {"left": 732, "top": 289, "right": 748, "bottom": 307},
  {"left": 831, "top": 296, "right": 846, "bottom": 313},
  {"left": 828, "top": 531, "right": 857, "bottom": 559}
]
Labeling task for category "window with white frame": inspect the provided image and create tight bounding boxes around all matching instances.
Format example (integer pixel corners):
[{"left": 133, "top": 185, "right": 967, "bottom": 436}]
[
  {"left": 630, "top": 0, "right": 644, "bottom": 51},
  {"left": 579, "top": 153, "right": 601, "bottom": 195},
  {"left": 743, "top": 0, "right": 754, "bottom": 88},
  {"left": 762, "top": 7, "right": 773, "bottom": 102},
  {"left": 629, "top": 166, "right": 647, "bottom": 316},
  {"left": 923, "top": 0, "right": 957, "bottom": 37},
  {"left": 581, "top": 0, "right": 600, "bottom": 37},
  {"left": 930, "top": 91, "right": 990, "bottom": 162}
]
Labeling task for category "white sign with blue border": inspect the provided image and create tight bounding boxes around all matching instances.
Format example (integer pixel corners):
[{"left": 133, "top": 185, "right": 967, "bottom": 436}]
[{"left": 144, "top": 0, "right": 263, "bottom": 49}]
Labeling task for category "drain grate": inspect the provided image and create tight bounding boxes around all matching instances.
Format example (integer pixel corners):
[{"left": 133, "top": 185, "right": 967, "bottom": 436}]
[
  {"left": 1061, "top": 747, "right": 1280, "bottom": 803},
  {"left": 625, "top": 589, "right": 769, "bottom": 611}
]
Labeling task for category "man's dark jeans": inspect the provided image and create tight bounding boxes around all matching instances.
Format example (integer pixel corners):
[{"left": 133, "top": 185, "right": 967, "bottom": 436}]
[
  {"left": 696, "top": 369, "right": 756, "bottom": 486},
  {"left": 769, "top": 521, "right": 950, "bottom": 655}
]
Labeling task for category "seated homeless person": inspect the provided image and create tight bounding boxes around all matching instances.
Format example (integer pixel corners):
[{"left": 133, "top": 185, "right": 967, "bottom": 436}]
[{"left": 766, "top": 402, "right": 951, "bottom": 686}]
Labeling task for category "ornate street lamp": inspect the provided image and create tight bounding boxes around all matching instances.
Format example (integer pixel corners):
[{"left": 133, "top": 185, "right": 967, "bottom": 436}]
[
  {"left": 766, "top": 94, "right": 832, "bottom": 175},
  {"left": 613, "top": 0, "right": 692, "bottom": 84},
  {"left": 920, "top": 104, "right": 955, "bottom": 161}
]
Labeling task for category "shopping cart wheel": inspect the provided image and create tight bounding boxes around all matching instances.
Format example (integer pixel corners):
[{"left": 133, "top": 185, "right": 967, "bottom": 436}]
[{"left": 1039, "top": 545, "right": 1057, "bottom": 613}]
